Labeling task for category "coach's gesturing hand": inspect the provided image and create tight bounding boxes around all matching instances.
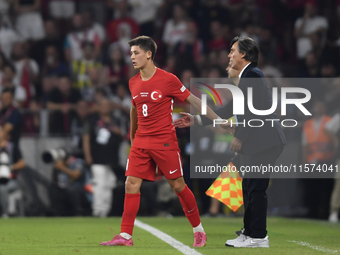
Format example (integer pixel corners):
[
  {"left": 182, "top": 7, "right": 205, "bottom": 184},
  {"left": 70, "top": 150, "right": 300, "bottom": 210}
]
[{"left": 230, "top": 137, "right": 242, "bottom": 152}]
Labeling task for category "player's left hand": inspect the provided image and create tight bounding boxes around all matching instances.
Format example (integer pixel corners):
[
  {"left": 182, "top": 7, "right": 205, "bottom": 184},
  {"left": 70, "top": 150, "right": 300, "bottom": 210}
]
[
  {"left": 173, "top": 112, "right": 194, "bottom": 128},
  {"left": 230, "top": 137, "right": 242, "bottom": 152}
]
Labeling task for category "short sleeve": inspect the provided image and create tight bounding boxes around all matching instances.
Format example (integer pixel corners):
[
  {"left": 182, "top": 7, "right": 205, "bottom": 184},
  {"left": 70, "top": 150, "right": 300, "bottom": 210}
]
[{"left": 169, "top": 74, "right": 190, "bottom": 102}]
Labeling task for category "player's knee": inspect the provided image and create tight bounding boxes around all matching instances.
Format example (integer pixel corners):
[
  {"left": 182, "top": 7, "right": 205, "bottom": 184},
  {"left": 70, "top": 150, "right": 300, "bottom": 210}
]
[
  {"left": 125, "top": 179, "right": 140, "bottom": 194},
  {"left": 170, "top": 180, "right": 185, "bottom": 193}
]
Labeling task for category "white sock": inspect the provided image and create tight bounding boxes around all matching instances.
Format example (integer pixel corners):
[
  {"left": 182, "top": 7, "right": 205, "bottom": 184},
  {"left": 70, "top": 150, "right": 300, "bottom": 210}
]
[
  {"left": 193, "top": 223, "right": 204, "bottom": 233},
  {"left": 120, "top": 232, "right": 132, "bottom": 240}
]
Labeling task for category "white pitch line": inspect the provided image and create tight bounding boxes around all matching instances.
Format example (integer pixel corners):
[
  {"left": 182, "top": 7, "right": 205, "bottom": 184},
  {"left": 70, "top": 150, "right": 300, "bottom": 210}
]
[
  {"left": 135, "top": 219, "right": 203, "bottom": 255},
  {"left": 289, "top": 240, "right": 338, "bottom": 254}
]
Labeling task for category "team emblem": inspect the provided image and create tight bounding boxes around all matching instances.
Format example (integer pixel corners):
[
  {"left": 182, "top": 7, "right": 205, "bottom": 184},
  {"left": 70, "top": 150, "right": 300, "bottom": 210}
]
[{"left": 151, "top": 90, "right": 162, "bottom": 101}]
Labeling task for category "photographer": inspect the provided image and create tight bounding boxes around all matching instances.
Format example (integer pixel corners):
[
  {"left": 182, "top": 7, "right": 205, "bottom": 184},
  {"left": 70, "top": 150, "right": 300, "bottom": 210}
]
[
  {"left": 0, "top": 88, "right": 22, "bottom": 147},
  {"left": 0, "top": 125, "right": 25, "bottom": 218},
  {"left": 49, "top": 154, "right": 88, "bottom": 216},
  {"left": 83, "top": 98, "right": 123, "bottom": 217}
]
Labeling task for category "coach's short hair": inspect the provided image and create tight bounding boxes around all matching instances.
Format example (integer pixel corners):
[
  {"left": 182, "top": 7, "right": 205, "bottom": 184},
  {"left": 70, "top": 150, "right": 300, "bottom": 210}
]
[
  {"left": 128, "top": 36, "right": 157, "bottom": 61},
  {"left": 231, "top": 36, "right": 260, "bottom": 66}
]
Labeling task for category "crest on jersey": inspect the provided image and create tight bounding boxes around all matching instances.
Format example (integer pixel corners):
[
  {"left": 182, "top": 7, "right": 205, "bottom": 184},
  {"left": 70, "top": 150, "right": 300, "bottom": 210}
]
[{"left": 151, "top": 90, "right": 162, "bottom": 101}]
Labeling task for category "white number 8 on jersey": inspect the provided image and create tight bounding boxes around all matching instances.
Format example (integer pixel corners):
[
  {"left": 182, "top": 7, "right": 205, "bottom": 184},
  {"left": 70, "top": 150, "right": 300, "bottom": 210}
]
[{"left": 142, "top": 104, "right": 148, "bottom": 117}]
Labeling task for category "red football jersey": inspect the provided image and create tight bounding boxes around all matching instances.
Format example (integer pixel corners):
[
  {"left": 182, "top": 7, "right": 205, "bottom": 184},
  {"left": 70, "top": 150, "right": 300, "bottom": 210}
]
[{"left": 129, "top": 68, "right": 190, "bottom": 150}]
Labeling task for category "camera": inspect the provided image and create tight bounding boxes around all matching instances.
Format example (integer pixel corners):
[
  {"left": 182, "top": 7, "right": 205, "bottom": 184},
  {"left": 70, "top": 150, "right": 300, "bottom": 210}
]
[{"left": 41, "top": 148, "right": 69, "bottom": 163}]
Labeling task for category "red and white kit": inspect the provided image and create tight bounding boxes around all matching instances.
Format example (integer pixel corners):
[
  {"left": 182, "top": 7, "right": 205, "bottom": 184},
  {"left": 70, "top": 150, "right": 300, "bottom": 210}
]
[{"left": 127, "top": 68, "right": 190, "bottom": 181}]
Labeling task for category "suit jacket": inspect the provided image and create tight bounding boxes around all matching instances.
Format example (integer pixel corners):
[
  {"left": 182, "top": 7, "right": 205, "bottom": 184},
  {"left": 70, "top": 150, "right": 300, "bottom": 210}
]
[{"left": 201, "top": 63, "right": 287, "bottom": 155}]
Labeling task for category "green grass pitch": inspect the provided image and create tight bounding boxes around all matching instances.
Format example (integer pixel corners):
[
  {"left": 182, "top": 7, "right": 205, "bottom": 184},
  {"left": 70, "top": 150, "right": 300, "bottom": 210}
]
[{"left": 0, "top": 217, "right": 339, "bottom": 255}]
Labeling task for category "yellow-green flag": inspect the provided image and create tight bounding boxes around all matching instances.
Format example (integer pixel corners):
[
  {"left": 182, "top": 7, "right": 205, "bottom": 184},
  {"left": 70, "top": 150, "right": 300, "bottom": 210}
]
[{"left": 205, "top": 162, "right": 243, "bottom": 212}]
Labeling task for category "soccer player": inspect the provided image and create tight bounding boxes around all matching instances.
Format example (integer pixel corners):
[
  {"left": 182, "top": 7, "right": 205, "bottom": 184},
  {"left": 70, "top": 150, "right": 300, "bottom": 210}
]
[{"left": 100, "top": 36, "right": 217, "bottom": 247}]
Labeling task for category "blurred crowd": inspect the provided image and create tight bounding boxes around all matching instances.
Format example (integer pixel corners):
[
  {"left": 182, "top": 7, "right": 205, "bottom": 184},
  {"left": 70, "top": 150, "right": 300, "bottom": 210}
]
[{"left": 1, "top": 0, "right": 340, "bottom": 219}]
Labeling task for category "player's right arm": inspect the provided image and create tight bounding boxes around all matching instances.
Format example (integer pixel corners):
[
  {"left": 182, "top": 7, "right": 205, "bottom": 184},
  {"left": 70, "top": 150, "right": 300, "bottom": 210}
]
[{"left": 130, "top": 104, "right": 138, "bottom": 145}]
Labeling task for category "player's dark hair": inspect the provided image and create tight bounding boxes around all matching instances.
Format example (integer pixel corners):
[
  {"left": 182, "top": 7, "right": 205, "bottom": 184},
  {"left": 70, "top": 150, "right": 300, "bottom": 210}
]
[
  {"left": 231, "top": 36, "right": 260, "bottom": 66},
  {"left": 128, "top": 36, "right": 157, "bottom": 61}
]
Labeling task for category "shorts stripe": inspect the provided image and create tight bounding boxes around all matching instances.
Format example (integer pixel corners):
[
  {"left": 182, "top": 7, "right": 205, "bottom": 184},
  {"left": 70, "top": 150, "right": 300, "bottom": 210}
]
[{"left": 177, "top": 151, "right": 183, "bottom": 176}]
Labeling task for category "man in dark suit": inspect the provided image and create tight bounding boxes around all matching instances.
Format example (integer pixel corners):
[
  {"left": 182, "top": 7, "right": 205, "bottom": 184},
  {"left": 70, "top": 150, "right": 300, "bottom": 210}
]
[{"left": 174, "top": 36, "right": 287, "bottom": 248}]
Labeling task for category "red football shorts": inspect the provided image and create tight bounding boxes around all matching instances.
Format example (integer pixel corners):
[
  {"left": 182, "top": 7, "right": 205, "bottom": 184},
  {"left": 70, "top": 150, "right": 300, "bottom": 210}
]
[{"left": 126, "top": 147, "right": 183, "bottom": 181}]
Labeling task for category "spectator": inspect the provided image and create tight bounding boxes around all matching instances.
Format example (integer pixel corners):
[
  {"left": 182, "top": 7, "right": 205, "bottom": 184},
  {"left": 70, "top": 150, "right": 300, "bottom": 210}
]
[
  {"left": 22, "top": 97, "right": 40, "bottom": 134},
  {"left": 106, "top": 0, "right": 139, "bottom": 43},
  {"left": 320, "top": 61, "right": 337, "bottom": 78},
  {"left": 41, "top": 75, "right": 56, "bottom": 106},
  {"left": 14, "top": 0, "right": 45, "bottom": 40},
  {"left": 49, "top": 154, "right": 89, "bottom": 216},
  {"left": 0, "top": 88, "right": 22, "bottom": 147},
  {"left": 85, "top": 68, "right": 111, "bottom": 103},
  {"left": 0, "top": 125, "right": 25, "bottom": 218},
  {"left": 294, "top": 0, "right": 328, "bottom": 60},
  {"left": 180, "top": 69, "right": 194, "bottom": 89},
  {"left": 198, "top": 0, "right": 230, "bottom": 42},
  {"left": 0, "top": 51, "right": 8, "bottom": 84},
  {"left": 258, "top": 27, "right": 278, "bottom": 64},
  {"left": 207, "top": 20, "right": 228, "bottom": 52},
  {"left": 72, "top": 42, "right": 103, "bottom": 101},
  {"left": 302, "top": 100, "right": 335, "bottom": 219},
  {"left": 30, "top": 20, "right": 65, "bottom": 66},
  {"left": 324, "top": 113, "right": 340, "bottom": 223},
  {"left": 89, "top": 87, "right": 112, "bottom": 113},
  {"left": 12, "top": 42, "right": 39, "bottom": 107},
  {"left": 48, "top": 0, "right": 75, "bottom": 20},
  {"left": 0, "top": 0, "right": 12, "bottom": 27},
  {"left": 299, "top": 51, "right": 321, "bottom": 78},
  {"left": 41, "top": 45, "right": 69, "bottom": 78},
  {"left": 257, "top": 53, "right": 282, "bottom": 83},
  {"left": 110, "top": 22, "right": 133, "bottom": 64},
  {"left": 104, "top": 44, "right": 128, "bottom": 86},
  {"left": 111, "top": 83, "right": 131, "bottom": 135},
  {"left": 64, "top": 13, "right": 101, "bottom": 62},
  {"left": 82, "top": 10, "right": 106, "bottom": 42},
  {"left": 217, "top": 49, "right": 230, "bottom": 71},
  {"left": 128, "top": 0, "right": 163, "bottom": 36},
  {"left": 162, "top": 4, "right": 188, "bottom": 54},
  {"left": 0, "top": 64, "right": 27, "bottom": 106},
  {"left": 0, "top": 17, "right": 20, "bottom": 60},
  {"left": 173, "top": 21, "right": 203, "bottom": 62},
  {"left": 162, "top": 55, "right": 176, "bottom": 74},
  {"left": 83, "top": 98, "right": 123, "bottom": 217},
  {"left": 70, "top": 100, "right": 89, "bottom": 158},
  {"left": 46, "top": 76, "right": 81, "bottom": 134},
  {"left": 78, "top": 0, "right": 107, "bottom": 25}
]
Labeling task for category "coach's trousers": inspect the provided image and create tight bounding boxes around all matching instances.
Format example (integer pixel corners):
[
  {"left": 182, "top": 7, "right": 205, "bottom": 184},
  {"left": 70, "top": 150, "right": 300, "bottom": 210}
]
[
  {"left": 91, "top": 164, "right": 117, "bottom": 217},
  {"left": 242, "top": 144, "right": 284, "bottom": 238}
]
